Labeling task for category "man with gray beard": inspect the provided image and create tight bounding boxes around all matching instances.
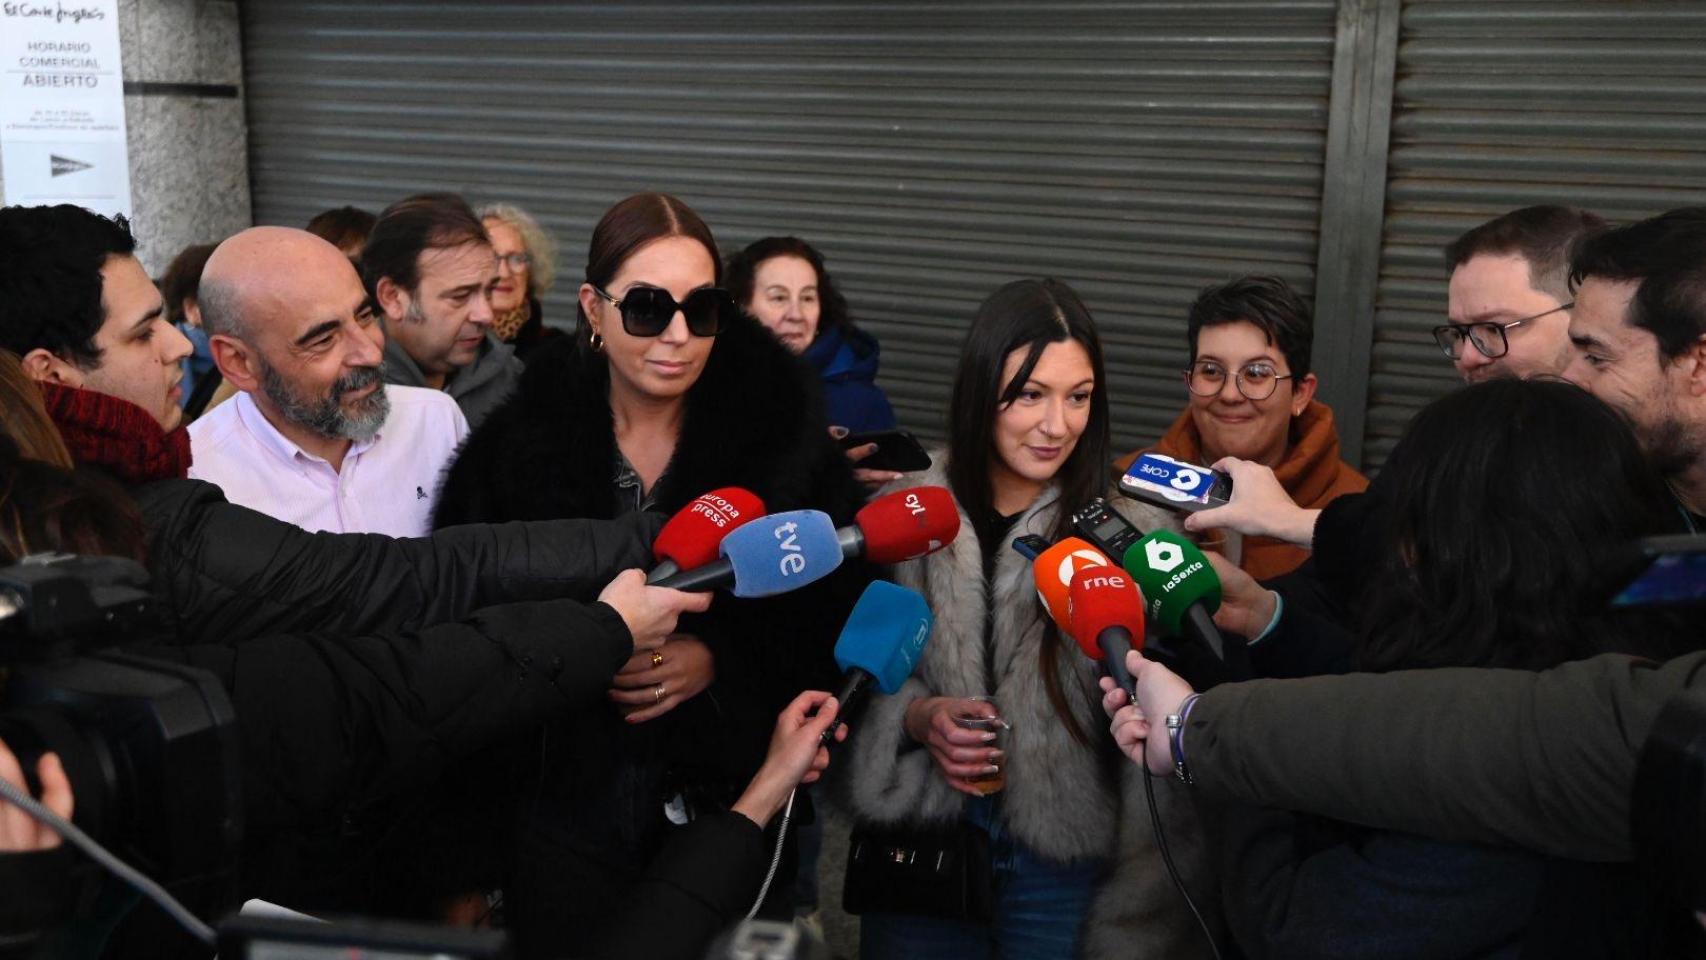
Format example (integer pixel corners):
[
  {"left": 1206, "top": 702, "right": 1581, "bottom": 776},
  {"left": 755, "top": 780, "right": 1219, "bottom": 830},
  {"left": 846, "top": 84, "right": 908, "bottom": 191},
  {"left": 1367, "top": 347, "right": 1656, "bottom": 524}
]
[{"left": 187, "top": 226, "right": 468, "bottom": 536}]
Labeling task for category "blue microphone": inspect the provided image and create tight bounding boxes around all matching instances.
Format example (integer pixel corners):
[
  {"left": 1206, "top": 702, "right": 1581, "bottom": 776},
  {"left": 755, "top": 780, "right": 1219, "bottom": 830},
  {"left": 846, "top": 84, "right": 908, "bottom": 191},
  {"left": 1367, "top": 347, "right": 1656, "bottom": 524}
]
[
  {"left": 649, "top": 509, "right": 844, "bottom": 598},
  {"left": 821, "top": 580, "right": 933, "bottom": 745}
]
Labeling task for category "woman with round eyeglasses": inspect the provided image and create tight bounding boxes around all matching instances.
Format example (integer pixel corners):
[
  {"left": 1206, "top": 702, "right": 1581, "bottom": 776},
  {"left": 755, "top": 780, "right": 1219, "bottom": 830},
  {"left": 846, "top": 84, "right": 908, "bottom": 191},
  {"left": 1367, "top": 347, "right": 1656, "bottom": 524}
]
[
  {"left": 434, "top": 193, "right": 870, "bottom": 955},
  {"left": 478, "top": 203, "right": 565, "bottom": 361},
  {"left": 1115, "top": 276, "right": 1366, "bottom": 580}
]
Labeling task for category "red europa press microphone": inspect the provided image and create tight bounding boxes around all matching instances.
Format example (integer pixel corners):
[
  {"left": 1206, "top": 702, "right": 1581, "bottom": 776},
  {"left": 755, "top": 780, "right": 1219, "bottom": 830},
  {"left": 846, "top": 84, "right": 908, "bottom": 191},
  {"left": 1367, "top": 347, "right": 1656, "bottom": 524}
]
[
  {"left": 841, "top": 486, "right": 961, "bottom": 563},
  {"left": 1067, "top": 565, "right": 1146, "bottom": 700},
  {"left": 1030, "top": 536, "right": 1114, "bottom": 630},
  {"left": 646, "top": 487, "right": 766, "bottom": 583}
]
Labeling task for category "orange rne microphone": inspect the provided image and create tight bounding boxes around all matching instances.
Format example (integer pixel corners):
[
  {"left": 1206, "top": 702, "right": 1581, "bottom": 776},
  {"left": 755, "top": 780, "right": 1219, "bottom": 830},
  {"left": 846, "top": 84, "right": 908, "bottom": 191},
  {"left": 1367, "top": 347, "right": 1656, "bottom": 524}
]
[{"left": 1030, "top": 536, "right": 1113, "bottom": 631}]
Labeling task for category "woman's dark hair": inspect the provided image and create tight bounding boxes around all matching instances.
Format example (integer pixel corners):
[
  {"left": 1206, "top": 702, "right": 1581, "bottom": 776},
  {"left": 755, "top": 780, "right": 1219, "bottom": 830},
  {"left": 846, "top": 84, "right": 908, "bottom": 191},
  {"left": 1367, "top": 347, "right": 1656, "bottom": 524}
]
[
  {"left": 1358, "top": 377, "right": 1692, "bottom": 672},
  {"left": 159, "top": 243, "right": 217, "bottom": 327},
  {"left": 305, "top": 205, "right": 378, "bottom": 258},
  {"left": 574, "top": 193, "right": 722, "bottom": 349},
  {"left": 0, "top": 350, "right": 144, "bottom": 563},
  {"left": 0, "top": 435, "right": 146, "bottom": 566},
  {"left": 946, "top": 278, "right": 1112, "bottom": 745},
  {"left": 724, "top": 236, "right": 853, "bottom": 341}
]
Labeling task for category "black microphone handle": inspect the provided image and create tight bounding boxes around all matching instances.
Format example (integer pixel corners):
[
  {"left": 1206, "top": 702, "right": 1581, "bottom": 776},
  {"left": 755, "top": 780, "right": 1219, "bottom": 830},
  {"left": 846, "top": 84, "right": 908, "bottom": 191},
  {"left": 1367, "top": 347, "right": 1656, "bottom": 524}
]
[
  {"left": 1183, "top": 603, "right": 1226, "bottom": 662},
  {"left": 644, "top": 559, "right": 681, "bottom": 585},
  {"left": 821, "top": 669, "right": 874, "bottom": 746},
  {"left": 648, "top": 556, "right": 735, "bottom": 592},
  {"left": 1099, "top": 628, "right": 1138, "bottom": 700}
]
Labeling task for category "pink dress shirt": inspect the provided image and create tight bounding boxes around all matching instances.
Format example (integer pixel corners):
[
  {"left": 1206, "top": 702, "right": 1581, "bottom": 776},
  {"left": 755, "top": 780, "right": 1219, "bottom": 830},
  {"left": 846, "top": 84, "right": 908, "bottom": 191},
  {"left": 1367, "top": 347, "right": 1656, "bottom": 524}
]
[{"left": 188, "top": 385, "right": 469, "bottom": 537}]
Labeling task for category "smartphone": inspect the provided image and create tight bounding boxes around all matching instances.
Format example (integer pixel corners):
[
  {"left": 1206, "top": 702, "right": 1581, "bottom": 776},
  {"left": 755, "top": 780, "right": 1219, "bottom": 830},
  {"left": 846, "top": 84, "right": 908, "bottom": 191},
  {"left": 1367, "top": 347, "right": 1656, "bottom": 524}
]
[
  {"left": 839, "top": 428, "right": 933, "bottom": 473},
  {"left": 1610, "top": 534, "right": 1706, "bottom": 607},
  {"left": 1118, "top": 453, "right": 1233, "bottom": 514}
]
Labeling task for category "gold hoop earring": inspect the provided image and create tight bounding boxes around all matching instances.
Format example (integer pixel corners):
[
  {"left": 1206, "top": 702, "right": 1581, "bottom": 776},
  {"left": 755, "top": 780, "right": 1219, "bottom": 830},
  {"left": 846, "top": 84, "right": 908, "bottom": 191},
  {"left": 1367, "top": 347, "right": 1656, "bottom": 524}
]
[{"left": 588, "top": 330, "right": 605, "bottom": 352}]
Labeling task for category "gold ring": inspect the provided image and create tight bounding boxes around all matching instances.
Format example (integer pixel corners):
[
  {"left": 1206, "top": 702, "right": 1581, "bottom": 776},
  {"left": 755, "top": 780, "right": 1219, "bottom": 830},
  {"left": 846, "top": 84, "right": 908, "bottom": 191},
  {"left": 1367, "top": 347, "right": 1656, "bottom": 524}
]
[
  {"left": 654, "top": 682, "right": 666, "bottom": 703},
  {"left": 651, "top": 651, "right": 664, "bottom": 669}
]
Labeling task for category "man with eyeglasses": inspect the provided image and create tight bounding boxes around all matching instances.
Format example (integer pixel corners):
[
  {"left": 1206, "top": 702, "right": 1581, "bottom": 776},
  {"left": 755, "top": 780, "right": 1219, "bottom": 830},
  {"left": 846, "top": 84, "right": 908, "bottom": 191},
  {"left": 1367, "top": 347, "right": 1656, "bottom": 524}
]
[
  {"left": 366, "top": 193, "right": 524, "bottom": 430},
  {"left": 1116, "top": 275, "right": 1366, "bottom": 580},
  {"left": 1435, "top": 205, "right": 1607, "bottom": 383}
]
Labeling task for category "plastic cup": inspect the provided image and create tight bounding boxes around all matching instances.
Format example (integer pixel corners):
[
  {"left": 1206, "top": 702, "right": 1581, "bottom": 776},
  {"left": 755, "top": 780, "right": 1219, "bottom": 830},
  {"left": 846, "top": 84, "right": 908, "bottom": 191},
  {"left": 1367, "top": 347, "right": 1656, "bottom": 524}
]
[{"left": 950, "top": 696, "right": 1010, "bottom": 795}]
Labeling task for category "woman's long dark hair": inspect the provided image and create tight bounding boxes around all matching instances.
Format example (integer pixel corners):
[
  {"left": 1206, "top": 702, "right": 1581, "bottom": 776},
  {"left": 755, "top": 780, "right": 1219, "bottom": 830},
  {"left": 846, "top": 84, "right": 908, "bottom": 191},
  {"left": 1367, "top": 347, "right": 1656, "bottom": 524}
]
[
  {"left": 945, "top": 278, "right": 1111, "bottom": 745},
  {"left": 1357, "top": 377, "right": 1692, "bottom": 672},
  {"left": 724, "top": 236, "right": 853, "bottom": 341}
]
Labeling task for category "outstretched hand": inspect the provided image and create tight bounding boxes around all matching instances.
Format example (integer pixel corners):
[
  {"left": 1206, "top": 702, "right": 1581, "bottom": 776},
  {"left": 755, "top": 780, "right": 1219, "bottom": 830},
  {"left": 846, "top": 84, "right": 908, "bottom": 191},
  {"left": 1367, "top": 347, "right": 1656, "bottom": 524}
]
[
  {"left": 733, "top": 691, "right": 845, "bottom": 828},
  {"left": 1098, "top": 652, "right": 1197, "bottom": 777},
  {"left": 1183, "top": 457, "right": 1319, "bottom": 549}
]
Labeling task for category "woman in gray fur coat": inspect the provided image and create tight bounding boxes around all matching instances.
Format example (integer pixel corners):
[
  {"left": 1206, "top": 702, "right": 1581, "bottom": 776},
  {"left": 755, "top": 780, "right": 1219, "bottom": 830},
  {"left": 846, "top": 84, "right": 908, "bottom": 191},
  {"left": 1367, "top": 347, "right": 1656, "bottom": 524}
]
[{"left": 840, "top": 279, "right": 1216, "bottom": 959}]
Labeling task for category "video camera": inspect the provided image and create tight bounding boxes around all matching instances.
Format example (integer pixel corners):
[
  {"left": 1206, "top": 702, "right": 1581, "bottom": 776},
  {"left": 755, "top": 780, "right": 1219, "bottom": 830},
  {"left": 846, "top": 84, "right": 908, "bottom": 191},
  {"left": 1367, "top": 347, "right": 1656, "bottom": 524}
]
[{"left": 0, "top": 553, "right": 243, "bottom": 928}]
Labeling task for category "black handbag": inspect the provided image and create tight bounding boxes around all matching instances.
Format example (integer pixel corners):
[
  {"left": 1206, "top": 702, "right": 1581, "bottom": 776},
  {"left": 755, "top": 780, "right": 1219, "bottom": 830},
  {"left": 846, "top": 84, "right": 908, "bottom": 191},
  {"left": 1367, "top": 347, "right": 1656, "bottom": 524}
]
[{"left": 842, "top": 821, "right": 995, "bottom": 923}]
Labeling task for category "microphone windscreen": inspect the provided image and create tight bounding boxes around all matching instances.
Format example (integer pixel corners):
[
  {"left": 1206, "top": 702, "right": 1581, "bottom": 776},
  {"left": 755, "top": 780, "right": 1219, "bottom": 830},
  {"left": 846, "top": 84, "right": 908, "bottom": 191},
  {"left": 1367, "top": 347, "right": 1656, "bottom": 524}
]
[
  {"left": 1030, "top": 537, "right": 1112, "bottom": 631},
  {"left": 855, "top": 486, "right": 961, "bottom": 563},
  {"left": 719, "top": 509, "right": 844, "bottom": 598},
  {"left": 834, "top": 580, "right": 933, "bottom": 694},
  {"left": 653, "top": 487, "right": 766, "bottom": 569},
  {"left": 1120, "top": 529, "right": 1222, "bottom": 636},
  {"left": 1067, "top": 566, "right": 1145, "bottom": 659}
]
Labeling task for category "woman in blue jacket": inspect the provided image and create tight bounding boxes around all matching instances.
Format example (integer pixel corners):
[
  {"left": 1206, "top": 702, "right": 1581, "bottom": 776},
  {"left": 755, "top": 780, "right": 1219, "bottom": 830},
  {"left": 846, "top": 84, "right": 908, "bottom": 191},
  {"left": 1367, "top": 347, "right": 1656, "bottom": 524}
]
[{"left": 727, "top": 236, "right": 897, "bottom": 433}]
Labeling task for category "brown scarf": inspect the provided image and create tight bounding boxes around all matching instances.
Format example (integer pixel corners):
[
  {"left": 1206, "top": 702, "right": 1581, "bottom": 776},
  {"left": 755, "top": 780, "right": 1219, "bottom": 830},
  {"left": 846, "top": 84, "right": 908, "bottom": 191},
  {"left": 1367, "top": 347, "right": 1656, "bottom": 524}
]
[{"left": 492, "top": 299, "right": 532, "bottom": 343}]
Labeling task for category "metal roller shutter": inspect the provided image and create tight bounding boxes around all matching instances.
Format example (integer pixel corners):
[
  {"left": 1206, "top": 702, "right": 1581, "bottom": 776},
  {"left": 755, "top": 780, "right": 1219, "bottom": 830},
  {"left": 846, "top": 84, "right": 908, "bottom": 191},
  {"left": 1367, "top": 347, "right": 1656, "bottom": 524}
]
[
  {"left": 243, "top": 1, "right": 1337, "bottom": 450},
  {"left": 1364, "top": 0, "right": 1706, "bottom": 467}
]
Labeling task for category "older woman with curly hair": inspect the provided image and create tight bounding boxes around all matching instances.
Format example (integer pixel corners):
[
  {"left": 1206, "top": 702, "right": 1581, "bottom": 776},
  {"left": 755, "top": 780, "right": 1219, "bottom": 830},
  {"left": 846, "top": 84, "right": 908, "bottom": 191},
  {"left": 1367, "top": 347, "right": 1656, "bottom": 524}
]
[{"left": 479, "top": 202, "right": 563, "bottom": 360}]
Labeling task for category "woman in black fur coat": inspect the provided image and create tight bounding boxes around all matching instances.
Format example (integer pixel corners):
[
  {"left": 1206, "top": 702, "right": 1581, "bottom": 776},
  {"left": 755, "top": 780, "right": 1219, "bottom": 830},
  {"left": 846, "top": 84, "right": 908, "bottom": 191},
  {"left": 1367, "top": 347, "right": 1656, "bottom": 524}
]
[{"left": 433, "top": 193, "right": 869, "bottom": 956}]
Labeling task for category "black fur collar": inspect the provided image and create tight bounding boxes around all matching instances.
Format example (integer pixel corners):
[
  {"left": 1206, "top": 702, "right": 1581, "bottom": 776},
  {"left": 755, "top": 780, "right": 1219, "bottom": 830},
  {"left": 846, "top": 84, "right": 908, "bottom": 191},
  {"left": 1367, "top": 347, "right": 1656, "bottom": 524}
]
[{"left": 434, "top": 310, "right": 865, "bottom": 527}]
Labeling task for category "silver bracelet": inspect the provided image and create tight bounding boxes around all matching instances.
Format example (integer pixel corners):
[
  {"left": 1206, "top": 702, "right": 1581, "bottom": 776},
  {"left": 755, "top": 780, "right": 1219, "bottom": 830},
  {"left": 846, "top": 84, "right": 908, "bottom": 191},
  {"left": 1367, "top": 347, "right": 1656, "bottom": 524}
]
[{"left": 1165, "top": 693, "right": 1202, "bottom": 785}]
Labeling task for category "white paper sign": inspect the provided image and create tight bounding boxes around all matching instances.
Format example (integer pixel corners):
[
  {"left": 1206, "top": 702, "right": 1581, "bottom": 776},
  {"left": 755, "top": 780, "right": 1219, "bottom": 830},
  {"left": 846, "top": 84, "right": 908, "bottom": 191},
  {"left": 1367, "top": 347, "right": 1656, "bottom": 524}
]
[{"left": 0, "top": 0, "right": 131, "bottom": 217}]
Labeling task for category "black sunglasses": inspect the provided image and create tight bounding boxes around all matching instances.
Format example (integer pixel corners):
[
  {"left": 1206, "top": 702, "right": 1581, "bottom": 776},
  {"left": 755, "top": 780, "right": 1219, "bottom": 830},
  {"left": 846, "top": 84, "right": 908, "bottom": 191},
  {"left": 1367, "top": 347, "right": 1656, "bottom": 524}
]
[{"left": 591, "top": 284, "right": 734, "bottom": 338}]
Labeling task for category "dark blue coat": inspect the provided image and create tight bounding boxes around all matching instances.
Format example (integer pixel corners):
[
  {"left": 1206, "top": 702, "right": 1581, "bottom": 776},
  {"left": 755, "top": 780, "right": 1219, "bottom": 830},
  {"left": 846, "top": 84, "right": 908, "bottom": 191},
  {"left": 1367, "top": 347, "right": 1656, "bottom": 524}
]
[{"left": 802, "top": 324, "right": 897, "bottom": 433}]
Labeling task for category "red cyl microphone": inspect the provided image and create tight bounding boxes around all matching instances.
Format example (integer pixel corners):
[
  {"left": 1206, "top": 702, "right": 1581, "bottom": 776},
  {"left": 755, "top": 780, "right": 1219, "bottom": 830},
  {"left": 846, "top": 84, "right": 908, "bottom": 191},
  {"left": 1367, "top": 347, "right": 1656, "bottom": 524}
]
[
  {"left": 843, "top": 486, "right": 961, "bottom": 563},
  {"left": 1067, "top": 565, "right": 1146, "bottom": 700},
  {"left": 646, "top": 487, "right": 766, "bottom": 584}
]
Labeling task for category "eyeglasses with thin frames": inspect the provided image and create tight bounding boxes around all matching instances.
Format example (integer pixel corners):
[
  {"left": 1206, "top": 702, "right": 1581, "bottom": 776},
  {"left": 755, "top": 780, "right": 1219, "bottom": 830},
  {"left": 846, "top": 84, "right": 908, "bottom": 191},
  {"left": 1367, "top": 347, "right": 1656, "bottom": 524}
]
[
  {"left": 1432, "top": 302, "right": 1574, "bottom": 361},
  {"left": 1184, "top": 360, "right": 1294, "bottom": 401}
]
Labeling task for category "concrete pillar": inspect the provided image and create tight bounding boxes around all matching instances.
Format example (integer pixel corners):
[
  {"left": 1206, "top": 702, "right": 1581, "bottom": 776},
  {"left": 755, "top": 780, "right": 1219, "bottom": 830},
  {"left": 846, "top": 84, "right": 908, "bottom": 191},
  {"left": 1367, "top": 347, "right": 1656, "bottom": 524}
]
[{"left": 0, "top": 0, "right": 252, "bottom": 275}]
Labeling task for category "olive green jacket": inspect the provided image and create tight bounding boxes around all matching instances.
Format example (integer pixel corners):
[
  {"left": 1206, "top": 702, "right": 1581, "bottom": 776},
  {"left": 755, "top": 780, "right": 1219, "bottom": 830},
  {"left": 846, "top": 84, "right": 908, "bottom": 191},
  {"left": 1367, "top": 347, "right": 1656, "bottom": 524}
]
[{"left": 1186, "top": 652, "right": 1706, "bottom": 863}]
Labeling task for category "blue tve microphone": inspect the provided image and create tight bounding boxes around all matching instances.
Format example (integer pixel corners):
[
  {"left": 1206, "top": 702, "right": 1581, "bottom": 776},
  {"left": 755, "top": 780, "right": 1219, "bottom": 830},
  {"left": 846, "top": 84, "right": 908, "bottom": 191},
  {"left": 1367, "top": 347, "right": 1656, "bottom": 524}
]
[
  {"left": 821, "top": 580, "right": 933, "bottom": 745},
  {"left": 650, "top": 509, "right": 844, "bottom": 598}
]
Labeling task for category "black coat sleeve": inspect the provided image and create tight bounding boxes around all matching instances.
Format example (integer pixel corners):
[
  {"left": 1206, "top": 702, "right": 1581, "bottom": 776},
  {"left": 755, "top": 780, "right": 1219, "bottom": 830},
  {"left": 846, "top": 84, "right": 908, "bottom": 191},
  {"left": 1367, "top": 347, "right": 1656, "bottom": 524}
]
[
  {"left": 1245, "top": 590, "right": 1357, "bottom": 679},
  {"left": 585, "top": 810, "right": 768, "bottom": 960},
  {"left": 136, "top": 597, "right": 632, "bottom": 833},
  {"left": 133, "top": 479, "right": 661, "bottom": 647}
]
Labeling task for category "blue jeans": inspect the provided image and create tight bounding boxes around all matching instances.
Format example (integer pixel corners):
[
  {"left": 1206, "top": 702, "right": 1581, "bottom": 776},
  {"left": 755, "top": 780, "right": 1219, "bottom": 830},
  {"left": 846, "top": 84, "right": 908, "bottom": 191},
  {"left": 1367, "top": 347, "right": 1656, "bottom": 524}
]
[{"left": 859, "top": 796, "right": 1107, "bottom": 960}]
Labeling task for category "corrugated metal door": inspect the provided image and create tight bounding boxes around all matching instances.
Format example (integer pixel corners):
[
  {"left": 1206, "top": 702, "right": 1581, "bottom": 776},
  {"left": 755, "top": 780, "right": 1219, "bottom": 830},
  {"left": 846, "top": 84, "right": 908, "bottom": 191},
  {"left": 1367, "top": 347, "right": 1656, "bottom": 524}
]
[
  {"left": 1363, "top": 0, "right": 1706, "bottom": 466},
  {"left": 243, "top": 1, "right": 1338, "bottom": 450}
]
